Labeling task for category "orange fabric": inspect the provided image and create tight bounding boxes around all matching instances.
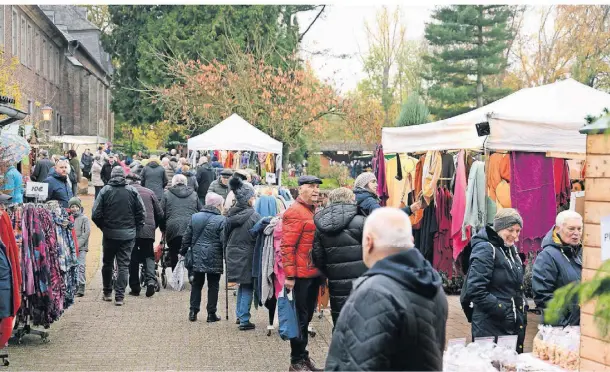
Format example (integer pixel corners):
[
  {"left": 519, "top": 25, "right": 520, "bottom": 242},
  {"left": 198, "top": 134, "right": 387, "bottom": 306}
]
[
  {"left": 280, "top": 197, "right": 319, "bottom": 278},
  {"left": 487, "top": 153, "right": 511, "bottom": 203},
  {"left": 496, "top": 180, "right": 511, "bottom": 208},
  {"left": 410, "top": 155, "right": 426, "bottom": 227},
  {"left": 0, "top": 211, "right": 21, "bottom": 317}
]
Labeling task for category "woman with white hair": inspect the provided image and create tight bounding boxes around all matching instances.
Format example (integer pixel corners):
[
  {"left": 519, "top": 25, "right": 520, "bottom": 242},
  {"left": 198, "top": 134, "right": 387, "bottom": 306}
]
[
  {"left": 532, "top": 210, "right": 583, "bottom": 327},
  {"left": 160, "top": 174, "right": 202, "bottom": 269},
  {"left": 91, "top": 154, "right": 105, "bottom": 199},
  {"left": 161, "top": 157, "right": 175, "bottom": 185}
]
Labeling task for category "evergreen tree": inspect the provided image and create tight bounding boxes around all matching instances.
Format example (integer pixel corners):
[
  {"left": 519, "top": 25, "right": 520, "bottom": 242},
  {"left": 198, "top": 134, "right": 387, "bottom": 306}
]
[
  {"left": 423, "top": 5, "right": 515, "bottom": 119},
  {"left": 395, "top": 94, "right": 430, "bottom": 127}
]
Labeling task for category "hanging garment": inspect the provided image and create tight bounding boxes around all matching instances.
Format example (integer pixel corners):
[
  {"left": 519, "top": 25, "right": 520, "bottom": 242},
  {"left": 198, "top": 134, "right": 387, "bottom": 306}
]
[
  {"left": 410, "top": 155, "right": 426, "bottom": 228},
  {"left": 510, "top": 152, "right": 556, "bottom": 258},
  {"left": 373, "top": 145, "right": 389, "bottom": 206},
  {"left": 462, "top": 161, "right": 486, "bottom": 240},
  {"left": 219, "top": 150, "right": 228, "bottom": 166},
  {"left": 261, "top": 218, "right": 279, "bottom": 303},
  {"left": 433, "top": 187, "right": 454, "bottom": 281},
  {"left": 0, "top": 211, "right": 20, "bottom": 317},
  {"left": 487, "top": 153, "right": 511, "bottom": 206},
  {"left": 553, "top": 158, "right": 571, "bottom": 208},
  {"left": 451, "top": 150, "right": 470, "bottom": 260},
  {"left": 385, "top": 155, "right": 417, "bottom": 208},
  {"left": 415, "top": 202, "right": 438, "bottom": 264},
  {"left": 440, "top": 153, "right": 455, "bottom": 190},
  {"left": 422, "top": 151, "right": 443, "bottom": 205}
]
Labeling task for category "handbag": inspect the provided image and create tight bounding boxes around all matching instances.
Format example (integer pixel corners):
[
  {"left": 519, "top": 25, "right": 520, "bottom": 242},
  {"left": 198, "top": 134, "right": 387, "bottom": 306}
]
[
  {"left": 184, "top": 247, "right": 194, "bottom": 271},
  {"left": 278, "top": 286, "right": 300, "bottom": 341}
]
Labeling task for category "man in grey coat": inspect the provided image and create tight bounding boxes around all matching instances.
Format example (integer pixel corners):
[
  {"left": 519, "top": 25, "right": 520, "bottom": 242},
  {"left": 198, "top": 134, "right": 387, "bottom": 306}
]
[
  {"left": 207, "top": 169, "right": 233, "bottom": 200},
  {"left": 92, "top": 167, "right": 146, "bottom": 306},
  {"left": 141, "top": 157, "right": 168, "bottom": 201},
  {"left": 31, "top": 150, "right": 54, "bottom": 182},
  {"left": 126, "top": 173, "right": 163, "bottom": 298}
]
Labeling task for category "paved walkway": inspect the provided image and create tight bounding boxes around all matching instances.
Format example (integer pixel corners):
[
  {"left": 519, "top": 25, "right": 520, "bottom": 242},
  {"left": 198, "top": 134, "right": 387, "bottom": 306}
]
[{"left": 5, "top": 193, "right": 540, "bottom": 370}]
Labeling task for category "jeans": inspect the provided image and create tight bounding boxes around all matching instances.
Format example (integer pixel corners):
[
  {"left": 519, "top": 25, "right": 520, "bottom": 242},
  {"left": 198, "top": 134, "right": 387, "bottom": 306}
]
[
  {"left": 290, "top": 277, "right": 321, "bottom": 364},
  {"left": 236, "top": 283, "right": 254, "bottom": 325},
  {"left": 77, "top": 249, "right": 87, "bottom": 286},
  {"left": 128, "top": 238, "right": 156, "bottom": 293},
  {"left": 167, "top": 236, "right": 182, "bottom": 270},
  {"left": 190, "top": 272, "right": 221, "bottom": 314},
  {"left": 101, "top": 238, "right": 134, "bottom": 301},
  {"left": 94, "top": 186, "right": 103, "bottom": 199}
]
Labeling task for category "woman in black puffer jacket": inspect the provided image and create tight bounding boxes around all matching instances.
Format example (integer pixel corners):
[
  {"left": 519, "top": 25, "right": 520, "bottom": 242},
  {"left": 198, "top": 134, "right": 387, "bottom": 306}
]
[{"left": 312, "top": 187, "right": 367, "bottom": 327}]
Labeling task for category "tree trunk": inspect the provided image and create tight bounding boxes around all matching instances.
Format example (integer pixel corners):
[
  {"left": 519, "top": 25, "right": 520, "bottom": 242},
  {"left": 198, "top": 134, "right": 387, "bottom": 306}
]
[
  {"left": 382, "top": 65, "right": 391, "bottom": 125},
  {"left": 476, "top": 6, "right": 484, "bottom": 108}
]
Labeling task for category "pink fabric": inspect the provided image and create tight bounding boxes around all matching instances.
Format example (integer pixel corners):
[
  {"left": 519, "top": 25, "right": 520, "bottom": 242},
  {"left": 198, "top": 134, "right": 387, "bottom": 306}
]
[
  {"left": 451, "top": 150, "right": 470, "bottom": 259},
  {"left": 374, "top": 145, "right": 389, "bottom": 206},
  {"left": 273, "top": 217, "right": 286, "bottom": 298}
]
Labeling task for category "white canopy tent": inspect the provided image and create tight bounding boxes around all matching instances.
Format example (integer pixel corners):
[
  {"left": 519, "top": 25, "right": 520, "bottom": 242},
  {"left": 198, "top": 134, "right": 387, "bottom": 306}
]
[
  {"left": 382, "top": 79, "right": 610, "bottom": 154},
  {"left": 187, "top": 114, "right": 283, "bottom": 154}
]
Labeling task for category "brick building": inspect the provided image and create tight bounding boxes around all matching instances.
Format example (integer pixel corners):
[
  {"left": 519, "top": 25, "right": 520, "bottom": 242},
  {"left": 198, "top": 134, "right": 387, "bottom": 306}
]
[{"left": 0, "top": 5, "right": 113, "bottom": 143}]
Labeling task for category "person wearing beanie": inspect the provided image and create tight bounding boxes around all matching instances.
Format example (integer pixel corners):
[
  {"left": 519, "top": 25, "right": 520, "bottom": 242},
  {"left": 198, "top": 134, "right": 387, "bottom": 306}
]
[
  {"left": 353, "top": 172, "right": 421, "bottom": 217},
  {"left": 69, "top": 197, "right": 90, "bottom": 297},
  {"left": 92, "top": 160, "right": 146, "bottom": 306},
  {"left": 126, "top": 172, "right": 163, "bottom": 298},
  {"left": 225, "top": 176, "right": 260, "bottom": 331},
  {"left": 180, "top": 191, "right": 227, "bottom": 322},
  {"left": 462, "top": 208, "right": 526, "bottom": 353}
]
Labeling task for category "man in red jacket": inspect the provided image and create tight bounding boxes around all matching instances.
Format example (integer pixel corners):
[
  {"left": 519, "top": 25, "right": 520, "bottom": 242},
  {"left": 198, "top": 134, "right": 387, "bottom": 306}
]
[{"left": 281, "top": 175, "right": 323, "bottom": 372}]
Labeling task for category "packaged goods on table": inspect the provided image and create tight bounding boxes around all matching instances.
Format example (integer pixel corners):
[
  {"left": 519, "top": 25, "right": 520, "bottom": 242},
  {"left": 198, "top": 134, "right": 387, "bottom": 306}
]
[{"left": 531, "top": 326, "right": 579, "bottom": 371}]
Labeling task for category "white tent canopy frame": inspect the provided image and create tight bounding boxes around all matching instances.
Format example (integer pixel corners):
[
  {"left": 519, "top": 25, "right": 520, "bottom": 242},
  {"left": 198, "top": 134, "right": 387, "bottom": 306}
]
[
  {"left": 382, "top": 79, "right": 610, "bottom": 154},
  {"left": 187, "top": 114, "right": 283, "bottom": 154}
]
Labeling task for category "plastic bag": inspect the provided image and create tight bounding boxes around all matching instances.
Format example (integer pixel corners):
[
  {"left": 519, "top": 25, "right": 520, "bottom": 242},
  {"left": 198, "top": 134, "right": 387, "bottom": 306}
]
[
  {"left": 169, "top": 257, "right": 186, "bottom": 291},
  {"left": 277, "top": 286, "right": 300, "bottom": 341}
]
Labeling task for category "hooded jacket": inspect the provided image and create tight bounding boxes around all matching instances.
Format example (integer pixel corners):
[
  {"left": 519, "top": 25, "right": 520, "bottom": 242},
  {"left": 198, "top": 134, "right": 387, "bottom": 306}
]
[
  {"left": 91, "top": 158, "right": 104, "bottom": 187},
  {"left": 180, "top": 206, "right": 227, "bottom": 274},
  {"left": 225, "top": 203, "right": 260, "bottom": 284},
  {"left": 92, "top": 175, "right": 146, "bottom": 240},
  {"left": 183, "top": 169, "right": 199, "bottom": 192},
  {"left": 196, "top": 163, "right": 216, "bottom": 200},
  {"left": 141, "top": 160, "right": 168, "bottom": 201},
  {"left": 81, "top": 152, "right": 93, "bottom": 173},
  {"left": 43, "top": 168, "right": 74, "bottom": 207},
  {"left": 160, "top": 184, "right": 202, "bottom": 242},
  {"left": 3, "top": 166, "right": 23, "bottom": 204},
  {"left": 325, "top": 249, "right": 448, "bottom": 371},
  {"left": 101, "top": 161, "right": 122, "bottom": 185},
  {"left": 532, "top": 228, "right": 582, "bottom": 327},
  {"left": 208, "top": 179, "right": 229, "bottom": 200},
  {"left": 463, "top": 226, "right": 526, "bottom": 352},
  {"left": 31, "top": 157, "right": 54, "bottom": 182},
  {"left": 312, "top": 203, "right": 367, "bottom": 323},
  {"left": 72, "top": 209, "right": 91, "bottom": 252},
  {"left": 281, "top": 197, "right": 319, "bottom": 279},
  {"left": 130, "top": 183, "right": 163, "bottom": 240}
]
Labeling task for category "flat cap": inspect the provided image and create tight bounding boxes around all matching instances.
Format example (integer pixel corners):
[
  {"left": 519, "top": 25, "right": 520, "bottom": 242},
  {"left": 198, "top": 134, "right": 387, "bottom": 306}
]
[
  {"left": 220, "top": 169, "right": 234, "bottom": 177},
  {"left": 298, "top": 175, "right": 323, "bottom": 186}
]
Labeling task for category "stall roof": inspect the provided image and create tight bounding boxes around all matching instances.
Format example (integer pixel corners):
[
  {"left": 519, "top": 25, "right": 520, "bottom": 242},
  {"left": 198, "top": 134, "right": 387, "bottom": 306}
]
[
  {"left": 187, "top": 114, "right": 283, "bottom": 154},
  {"left": 382, "top": 79, "right": 610, "bottom": 154},
  {"left": 49, "top": 135, "right": 108, "bottom": 145}
]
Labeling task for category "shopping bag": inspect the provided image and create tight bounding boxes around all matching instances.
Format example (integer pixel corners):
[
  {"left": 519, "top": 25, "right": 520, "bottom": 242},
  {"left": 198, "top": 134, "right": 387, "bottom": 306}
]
[
  {"left": 184, "top": 247, "right": 193, "bottom": 271},
  {"left": 277, "top": 286, "right": 300, "bottom": 341},
  {"left": 169, "top": 257, "right": 186, "bottom": 291},
  {"left": 154, "top": 239, "right": 164, "bottom": 263}
]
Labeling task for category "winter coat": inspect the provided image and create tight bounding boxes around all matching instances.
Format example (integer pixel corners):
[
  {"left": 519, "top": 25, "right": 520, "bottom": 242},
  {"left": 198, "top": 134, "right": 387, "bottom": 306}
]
[
  {"left": 3, "top": 166, "right": 23, "bottom": 203},
  {"left": 160, "top": 184, "right": 202, "bottom": 242},
  {"left": 70, "top": 157, "right": 82, "bottom": 181},
  {"left": 101, "top": 161, "right": 121, "bottom": 185},
  {"left": 72, "top": 212, "right": 91, "bottom": 252},
  {"left": 130, "top": 161, "right": 144, "bottom": 177},
  {"left": 532, "top": 228, "right": 582, "bottom": 327},
  {"left": 354, "top": 187, "right": 412, "bottom": 217},
  {"left": 225, "top": 204, "right": 260, "bottom": 284},
  {"left": 281, "top": 197, "right": 320, "bottom": 279},
  {"left": 207, "top": 179, "right": 229, "bottom": 200},
  {"left": 463, "top": 226, "right": 526, "bottom": 353},
  {"left": 313, "top": 203, "right": 367, "bottom": 322},
  {"left": 180, "top": 206, "right": 227, "bottom": 274},
  {"left": 43, "top": 169, "right": 74, "bottom": 208},
  {"left": 131, "top": 183, "right": 163, "bottom": 240},
  {"left": 81, "top": 153, "right": 93, "bottom": 173},
  {"left": 91, "top": 159, "right": 104, "bottom": 187},
  {"left": 196, "top": 164, "right": 216, "bottom": 200},
  {"left": 141, "top": 161, "right": 168, "bottom": 201},
  {"left": 325, "top": 248, "right": 448, "bottom": 371},
  {"left": 92, "top": 175, "right": 146, "bottom": 241},
  {"left": 164, "top": 165, "right": 175, "bottom": 184},
  {"left": 31, "top": 158, "right": 54, "bottom": 182},
  {"left": 183, "top": 170, "right": 199, "bottom": 192}
]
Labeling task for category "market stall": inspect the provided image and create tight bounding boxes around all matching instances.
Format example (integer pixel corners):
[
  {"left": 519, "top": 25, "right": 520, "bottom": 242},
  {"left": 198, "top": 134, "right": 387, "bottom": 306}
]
[{"left": 187, "top": 114, "right": 283, "bottom": 185}]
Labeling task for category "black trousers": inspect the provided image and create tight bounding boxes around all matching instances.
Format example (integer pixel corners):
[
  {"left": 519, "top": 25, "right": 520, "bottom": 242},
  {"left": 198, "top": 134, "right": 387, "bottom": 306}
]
[
  {"left": 101, "top": 238, "right": 134, "bottom": 300},
  {"left": 190, "top": 272, "right": 221, "bottom": 314},
  {"left": 128, "top": 238, "right": 156, "bottom": 293},
  {"left": 167, "top": 236, "right": 182, "bottom": 270},
  {"left": 290, "top": 277, "right": 321, "bottom": 364},
  {"left": 94, "top": 186, "right": 103, "bottom": 199}
]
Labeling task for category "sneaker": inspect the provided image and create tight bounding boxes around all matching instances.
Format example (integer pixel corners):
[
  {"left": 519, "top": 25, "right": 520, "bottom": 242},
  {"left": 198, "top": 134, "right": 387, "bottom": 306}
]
[
  {"left": 115, "top": 299, "right": 124, "bottom": 306},
  {"left": 288, "top": 361, "right": 309, "bottom": 372},
  {"left": 145, "top": 284, "right": 155, "bottom": 297},
  {"left": 76, "top": 285, "right": 85, "bottom": 297},
  {"left": 235, "top": 319, "right": 240, "bottom": 325},
  {"left": 189, "top": 311, "right": 197, "bottom": 322},
  {"left": 238, "top": 322, "right": 256, "bottom": 331},
  {"left": 207, "top": 313, "right": 221, "bottom": 323},
  {"left": 129, "top": 290, "right": 140, "bottom": 297},
  {"left": 303, "top": 357, "right": 323, "bottom": 371},
  {"left": 102, "top": 294, "right": 112, "bottom": 302}
]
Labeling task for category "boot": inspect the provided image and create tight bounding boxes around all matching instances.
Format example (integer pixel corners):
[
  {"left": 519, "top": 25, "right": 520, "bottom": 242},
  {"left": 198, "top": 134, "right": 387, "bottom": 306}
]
[
  {"left": 303, "top": 357, "right": 323, "bottom": 371},
  {"left": 189, "top": 311, "right": 197, "bottom": 322},
  {"left": 76, "top": 284, "right": 85, "bottom": 297},
  {"left": 145, "top": 284, "right": 155, "bottom": 297},
  {"left": 207, "top": 313, "right": 221, "bottom": 323},
  {"left": 288, "top": 361, "right": 309, "bottom": 372},
  {"left": 102, "top": 293, "right": 112, "bottom": 302},
  {"left": 238, "top": 322, "right": 256, "bottom": 331}
]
